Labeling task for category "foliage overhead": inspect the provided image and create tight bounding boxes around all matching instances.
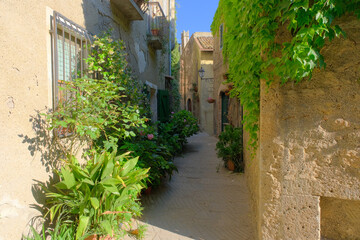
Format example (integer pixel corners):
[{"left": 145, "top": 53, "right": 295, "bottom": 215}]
[{"left": 211, "top": 0, "right": 360, "bottom": 153}]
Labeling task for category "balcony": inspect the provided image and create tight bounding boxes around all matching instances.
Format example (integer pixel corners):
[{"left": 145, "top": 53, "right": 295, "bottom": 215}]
[
  {"left": 147, "top": 2, "right": 168, "bottom": 50},
  {"left": 111, "top": 0, "right": 147, "bottom": 21}
]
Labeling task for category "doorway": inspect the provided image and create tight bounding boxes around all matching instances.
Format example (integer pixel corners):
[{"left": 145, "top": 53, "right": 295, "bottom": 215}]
[{"left": 221, "top": 92, "right": 229, "bottom": 132}]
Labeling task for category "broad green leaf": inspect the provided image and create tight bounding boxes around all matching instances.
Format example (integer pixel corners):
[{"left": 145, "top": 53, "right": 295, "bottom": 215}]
[
  {"left": 61, "top": 167, "right": 76, "bottom": 189},
  {"left": 120, "top": 157, "right": 138, "bottom": 177},
  {"left": 90, "top": 197, "right": 100, "bottom": 210},
  {"left": 76, "top": 216, "right": 90, "bottom": 240}
]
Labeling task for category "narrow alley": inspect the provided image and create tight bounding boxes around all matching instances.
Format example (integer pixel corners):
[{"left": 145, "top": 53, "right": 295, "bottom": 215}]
[{"left": 139, "top": 133, "right": 254, "bottom": 240}]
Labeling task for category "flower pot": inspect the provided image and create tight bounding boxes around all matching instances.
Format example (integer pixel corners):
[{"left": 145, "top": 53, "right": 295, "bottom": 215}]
[
  {"left": 227, "top": 160, "right": 235, "bottom": 171},
  {"left": 207, "top": 98, "right": 215, "bottom": 103},
  {"left": 151, "top": 29, "right": 159, "bottom": 36},
  {"left": 84, "top": 235, "right": 114, "bottom": 240}
]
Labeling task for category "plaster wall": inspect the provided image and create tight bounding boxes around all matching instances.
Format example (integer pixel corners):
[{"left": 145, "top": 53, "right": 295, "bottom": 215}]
[
  {"left": 180, "top": 32, "right": 215, "bottom": 134},
  {"left": 199, "top": 52, "right": 214, "bottom": 135},
  {"left": 0, "top": 1, "right": 171, "bottom": 238},
  {"left": 258, "top": 15, "right": 360, "bottom": 239}
]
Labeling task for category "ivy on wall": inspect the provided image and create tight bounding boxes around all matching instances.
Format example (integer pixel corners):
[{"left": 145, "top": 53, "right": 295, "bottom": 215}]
[
  {"left": 211, "top": 0, "right": 360, "bottom": 154},
  {"left": 170, "top": 42, "right": 181, "bottom": 112}
]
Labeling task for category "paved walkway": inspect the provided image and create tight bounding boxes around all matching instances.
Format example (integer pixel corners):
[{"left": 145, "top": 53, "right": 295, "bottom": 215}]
[{"left": 138, "top": 133, "right": 254, "bottom": 240}]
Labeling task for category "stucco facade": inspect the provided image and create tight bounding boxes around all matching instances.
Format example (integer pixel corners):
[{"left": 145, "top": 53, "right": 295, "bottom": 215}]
[
  {"left": 180, "top": 32, "right": 214, "bottom": 135},
  {"left": 0, "top": 0, "right": 174, "bottom": 239},
  {"left": 213, "top": 14, "right": 360, "bottom": 240},
  {"left": 257, "top": 15, "right": 360, "bottom": 239}
]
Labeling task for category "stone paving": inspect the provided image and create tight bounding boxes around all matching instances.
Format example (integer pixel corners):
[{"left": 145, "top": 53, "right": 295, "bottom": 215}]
[{"left": 137, "top": 133, "right": 255, "bottom": 240}]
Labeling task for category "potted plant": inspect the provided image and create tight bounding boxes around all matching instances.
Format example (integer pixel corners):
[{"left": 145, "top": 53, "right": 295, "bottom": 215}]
[
  {"left": 207, "top": 97, "right": 215, "bottom": 103},
  {"left": 216, "top": 125, "right": 244, "bottom": 172},
  {"left": 192, "top": 83, "right": 198, "bottom": 92},
  {"left": 151, "top": 18, "right": 160, "bottom": 36}
]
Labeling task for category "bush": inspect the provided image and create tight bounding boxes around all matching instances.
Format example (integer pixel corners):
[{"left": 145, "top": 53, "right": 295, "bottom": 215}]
[
  {"left": 44, "top": 149, "right": 148, "bottom": 239},
  {"left": 216, "top": 125, "right": 244, "bottom": 172},
  {"left": 158, "top": 110, "right": 199, "bottom": 155},
  {"left": 120, "top": 137, "right": 177, "bottom": 188}
]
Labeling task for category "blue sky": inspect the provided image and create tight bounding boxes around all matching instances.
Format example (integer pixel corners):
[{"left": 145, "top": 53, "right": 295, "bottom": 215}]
[{"left": 175, "top": 0, "right": 220, "bottom": 43}]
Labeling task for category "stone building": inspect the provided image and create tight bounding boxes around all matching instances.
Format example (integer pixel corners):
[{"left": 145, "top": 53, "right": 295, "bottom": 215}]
[
  {"left": 212, "top": 24, "right": 243, "bottom": 136},
  {"left": 180, "top": 31, "right": 214, "bottom": 135},
  {"left": 0, "top": 0, "right": 175, "bottom": 238},
  {"left": 213, "top": 14, "right": 360, "bottom": 240}
]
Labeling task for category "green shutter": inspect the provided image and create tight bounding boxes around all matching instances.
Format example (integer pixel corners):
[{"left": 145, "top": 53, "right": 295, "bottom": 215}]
[{"left": 157, "top": 90, "right": 170, "bottom": 122}]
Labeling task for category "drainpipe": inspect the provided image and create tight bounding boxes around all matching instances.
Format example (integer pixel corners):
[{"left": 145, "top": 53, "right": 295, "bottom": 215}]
[{"left": 169, "top": 0, "right": 171, "bottom": 76}]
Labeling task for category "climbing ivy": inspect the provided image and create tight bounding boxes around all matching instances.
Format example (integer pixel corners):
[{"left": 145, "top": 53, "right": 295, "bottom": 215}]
[
  {"left": 170, "top": 42, "right": 181, "bottom": 112},
  {"left": 211, "top": 0, "right": 360, "bottom": 153}
]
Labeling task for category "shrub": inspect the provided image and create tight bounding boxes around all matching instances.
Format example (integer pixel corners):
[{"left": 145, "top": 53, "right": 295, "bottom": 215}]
[
  {"left": 216, "top": 125, "right": 244, "bottom": 172},
  {"left": 44, "top": 149, "right": 148, "bottom": 239},
  {"left": 158, "top": 110, "right": 199, "bottom": 154},
  {"left": 120, "top": 139, "right": 177, "bottom": 187}
]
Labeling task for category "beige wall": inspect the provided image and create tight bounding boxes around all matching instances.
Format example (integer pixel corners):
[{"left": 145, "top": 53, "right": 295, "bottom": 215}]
[
  {"left": 213, "top": 15, "right": 360, "bottom": 240},
  {"left": 0, "top": 1, "right": 173, "bottom": 238},
  {"left": 180, "top": 32, "right": 214, "bottom": 135},
  {"left": 257, "top": 15, "right": 360, "bottom": 239}
]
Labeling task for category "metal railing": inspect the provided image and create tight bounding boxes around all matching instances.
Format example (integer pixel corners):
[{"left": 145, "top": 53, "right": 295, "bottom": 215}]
[
  {"left": 148, "top": 2, "right": 168, "bottom": 37},
  {"left": 134, "top": 0, "right": 148, "bottom": 13}
]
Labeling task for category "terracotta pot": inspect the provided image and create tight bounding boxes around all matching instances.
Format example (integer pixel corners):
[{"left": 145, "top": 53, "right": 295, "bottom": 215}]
[
  {"left": 207, "top": 98, "right": 215, "bottom": 103},
  {"left": 84, "top": 234, "right": 114, "bottom": 240},
  {"left": 227, "top": 160, "right": 235, "bottom": 171},
  {"left": 84, "top": 235, "right": 97, "bottom": 240},
  {"left": 151, "top": 29, "right": 159, "bottom": 36}
]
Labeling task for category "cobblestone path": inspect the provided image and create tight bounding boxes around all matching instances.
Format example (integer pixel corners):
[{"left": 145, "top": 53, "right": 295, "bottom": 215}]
[{"left": 138, "top": 133, "right": 254, "bottom": 240}]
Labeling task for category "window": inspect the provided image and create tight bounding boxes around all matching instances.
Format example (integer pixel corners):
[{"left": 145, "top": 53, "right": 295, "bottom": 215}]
[
  {"left": 220, "top": 23, "right": 224, "bottom": 49},
  {"left": 51, "top": 11, "right": 90, "bottom": 109},
  {"left": 50, "top": 11, "right": 90, "bottom": 136}
]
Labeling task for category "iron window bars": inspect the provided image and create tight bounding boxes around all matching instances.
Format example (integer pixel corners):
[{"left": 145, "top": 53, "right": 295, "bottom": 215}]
[
  {"left": 50, "top": 11, "right": 91, "bottom": 137},
  {"left": 50, "top": 11, "right": 91, "bottom": 110}
]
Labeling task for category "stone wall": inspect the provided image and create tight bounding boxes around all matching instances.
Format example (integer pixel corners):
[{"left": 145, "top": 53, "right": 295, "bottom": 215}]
[
  {"left": 0, "top": 1, "right": 171, "bottom": 238},
  {"left": 258, "top": 15, "right": 360, "bottom": 239},
  {"left": 180, "top": 32, "right": 214, "bottom": 134}
]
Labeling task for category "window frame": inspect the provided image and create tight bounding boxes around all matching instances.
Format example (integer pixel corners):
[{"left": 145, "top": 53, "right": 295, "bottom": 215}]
[
  {"left": 51, "top": 11, "right": 91, "bottom": 110},
  {"left": 220, "top": 23, "right": 224, "bottom": 50},
  {"left": 50, "top": 11, "right": 91, "bottom": 137}
]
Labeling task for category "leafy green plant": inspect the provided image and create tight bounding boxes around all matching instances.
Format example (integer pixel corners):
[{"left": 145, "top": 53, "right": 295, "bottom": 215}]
[
  {"left": 216, "top": 125, "right": 243, "bottom": 172},
  {"left": 120, "top": 139, "right": 177, "bottom": 187},
  {"left": 158, "top": 110, "right": 199, "bottom": 154},
  {"left": 44, "top": 149, "right": 148, "bottom": 239},
  {"left": 44, "top": 32, "right": 148, "bottom": 156},
  {"left": 212, "top": 0, "right": 358, "bottom": 154},
  {"left": 23, "top": 220, "right": 76, "bottom": 240},
  {"left": 170, "top": 42, "right": 181, "bottom": 113}
]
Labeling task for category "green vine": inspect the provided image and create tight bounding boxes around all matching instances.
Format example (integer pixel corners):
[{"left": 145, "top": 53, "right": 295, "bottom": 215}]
[
  {"left": 170, "top": 42, "right": 181, "bottom": 112},
  {"left": 211, "top": 0, "right": 360, "bottom": 154}
]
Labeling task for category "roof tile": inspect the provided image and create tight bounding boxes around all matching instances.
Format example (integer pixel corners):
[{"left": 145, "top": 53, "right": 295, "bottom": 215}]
[{"left": 197, "top": 36, "right": 213, "bottom": 50}]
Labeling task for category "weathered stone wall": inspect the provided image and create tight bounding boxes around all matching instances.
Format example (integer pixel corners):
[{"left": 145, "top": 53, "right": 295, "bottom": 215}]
[
  {"left": 258, "top": 15, "right": 360, "bottom": 239},
  {"left": 180, "top": 32, "right": 214, "bottom": 134},
  {"left": 0, "top": 1, "right": 171, "bottom": 238},
  {"left": 199, "top": 52, "right": 215, "bottom": 135},
  {"left": 180, "top": 34, "right": 201, "bottom": 118}
]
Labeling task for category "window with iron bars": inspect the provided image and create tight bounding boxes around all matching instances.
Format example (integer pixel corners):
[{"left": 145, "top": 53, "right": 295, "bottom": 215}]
[
  {"left": 50, "top": 11, "right": 91, "bottom": 136},
  {"left": 51, "top": 11, "right": 91, "bottom": 109}
]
